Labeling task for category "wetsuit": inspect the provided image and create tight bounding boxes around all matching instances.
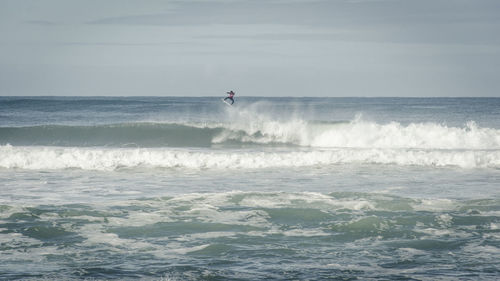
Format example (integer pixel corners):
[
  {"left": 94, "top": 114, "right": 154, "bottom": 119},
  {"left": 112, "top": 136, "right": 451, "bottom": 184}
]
[{"left": 224, "top": 91, "right": 235, "bottom": 105}]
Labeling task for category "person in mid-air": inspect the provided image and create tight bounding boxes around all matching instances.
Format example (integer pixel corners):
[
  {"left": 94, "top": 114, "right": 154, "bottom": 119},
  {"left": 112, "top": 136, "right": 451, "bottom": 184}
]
[{"left": 224, "top": 90, "right": 235, "bottom": 105}]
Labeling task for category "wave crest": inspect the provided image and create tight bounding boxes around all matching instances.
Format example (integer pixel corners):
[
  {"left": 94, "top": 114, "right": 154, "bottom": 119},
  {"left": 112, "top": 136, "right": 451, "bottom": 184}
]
[{"left": 213, "top": 109, "right": 500, "bottom": 149}]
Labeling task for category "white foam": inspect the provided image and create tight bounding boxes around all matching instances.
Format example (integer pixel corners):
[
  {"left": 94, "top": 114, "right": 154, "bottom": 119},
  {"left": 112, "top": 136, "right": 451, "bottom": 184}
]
[
  {"left": 167, "top": 191, "right": 378, "bottom": 214},
  {"left": 412, "top": 199, "right": 458, "bottom": 212},
  {"left": 397, "top": 247, "right": 428, "bottom": 257},
  {"left": 237, "top": 191, "right": 361, "bottom": 210},
  {"left": 1, "top": 144, "right": 498, "bottom": 170},
  {"left": 282, "top": 228, "right": 330, "bottom": 237},
  {"left": 0, "top": 232, "right": 41, "bottom": 248},
  {"left": 178, "top": 231, "right": 238, "bottom": 240},
  {"left": 435, "top": 214, "right": 453, "bottom": 227},
  {"left": 169, "top": 243, "right": 211, "bottom": 254},
  {"left": 85, "top": 232, "right": 124, "bottom": 247},
  {"left": 416, "top": 228, "right": 470, "bottom": 238},
  {"left": 80, "top": 224, "right": 153, "bottom": 249},
  {"left": 309, "top": 120, "right": 500, "bottom": 149},
  {"left": 215, "top": 109, "right": 500, "bottom": 149},
  {"left": 106, "top": 212, "right": 175, "bottom": 228}
]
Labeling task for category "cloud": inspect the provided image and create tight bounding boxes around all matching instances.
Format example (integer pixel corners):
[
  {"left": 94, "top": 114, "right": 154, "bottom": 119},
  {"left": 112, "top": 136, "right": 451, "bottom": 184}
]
[
  {"left": 1, "top": 0, "right": 500, "bottom": 96},
  {"left": 83, "top": 0, "right": 500, "bottom": 45},
  {"left": 25, "top": 20, "right": 59, "bottom": 26}
]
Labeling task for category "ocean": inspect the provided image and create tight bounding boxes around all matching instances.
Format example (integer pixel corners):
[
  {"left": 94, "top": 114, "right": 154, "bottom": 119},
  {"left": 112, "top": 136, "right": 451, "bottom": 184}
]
[{"left": 0, "top": 96, "right": 499, "bottom": 280}]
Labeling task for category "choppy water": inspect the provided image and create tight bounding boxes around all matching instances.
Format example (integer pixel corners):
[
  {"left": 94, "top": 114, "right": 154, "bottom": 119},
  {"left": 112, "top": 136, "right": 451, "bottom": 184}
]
[{"left": 0, "top": 96, "right": 499, "bottom": 280}]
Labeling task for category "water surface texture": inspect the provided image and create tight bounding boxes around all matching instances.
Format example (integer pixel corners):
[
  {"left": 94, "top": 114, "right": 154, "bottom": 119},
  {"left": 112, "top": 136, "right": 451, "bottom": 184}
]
[{"left": 1, "top": 97, "right": 499, "bottom": 280}]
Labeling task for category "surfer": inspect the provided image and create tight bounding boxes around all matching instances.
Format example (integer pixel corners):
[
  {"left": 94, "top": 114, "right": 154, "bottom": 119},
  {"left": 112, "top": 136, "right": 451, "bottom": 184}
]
[{"left": 224, "top": 90, "right": 235, "bottom": 105}]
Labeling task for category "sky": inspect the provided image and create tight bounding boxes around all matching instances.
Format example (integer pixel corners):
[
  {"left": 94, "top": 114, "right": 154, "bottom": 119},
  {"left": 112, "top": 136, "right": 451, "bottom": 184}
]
[{"left": 0, "top": 0, "right": 499, "bottom": 97}]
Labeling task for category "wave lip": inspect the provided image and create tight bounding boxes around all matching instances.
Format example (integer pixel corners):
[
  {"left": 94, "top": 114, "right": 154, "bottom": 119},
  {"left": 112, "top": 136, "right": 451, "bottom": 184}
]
[{"left": 1, "top": 145, "right": 498, "bottom": 170}]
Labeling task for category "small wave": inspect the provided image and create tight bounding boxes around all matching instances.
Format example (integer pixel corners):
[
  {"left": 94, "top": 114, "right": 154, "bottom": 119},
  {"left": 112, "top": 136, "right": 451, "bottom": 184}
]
[
  {"left": 0, "top": 145, "right": 498, "bottom": 170},
  {"left": 0, "top": 123, "right": 221, "bottom": 147}
]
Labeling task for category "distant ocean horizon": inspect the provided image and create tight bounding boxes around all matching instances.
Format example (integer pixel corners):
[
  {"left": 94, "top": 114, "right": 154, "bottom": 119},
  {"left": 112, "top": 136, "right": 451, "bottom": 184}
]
[
  {"left": 4, "top": 95, "right": 498, "bottom": 98},
  {"left": 1, "top": 96, "right": 499, "bottom": 280}
]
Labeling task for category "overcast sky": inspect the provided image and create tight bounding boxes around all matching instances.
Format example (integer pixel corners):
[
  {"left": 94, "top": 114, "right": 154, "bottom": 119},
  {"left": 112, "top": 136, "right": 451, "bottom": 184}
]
[{"left": 1, "top": 0, "right": 499, "bottom": 97}]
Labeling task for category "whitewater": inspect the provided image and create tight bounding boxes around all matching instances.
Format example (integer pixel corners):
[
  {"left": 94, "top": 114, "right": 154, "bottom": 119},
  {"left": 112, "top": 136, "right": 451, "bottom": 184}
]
[{"left": 1, "top": 96, "right": 499, "bottom": 280}]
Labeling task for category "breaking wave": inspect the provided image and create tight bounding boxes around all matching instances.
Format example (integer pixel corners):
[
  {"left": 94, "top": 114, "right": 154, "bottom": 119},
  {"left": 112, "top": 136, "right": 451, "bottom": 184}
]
[
  {"left": 1, "top": 118, "right": 499, "bottom": 149},
  {"left": 1, "top": 145, "right": 498, "bottom": 170},
  {"left": 1, "top": 108, "right": 499, "bottom": 170}
]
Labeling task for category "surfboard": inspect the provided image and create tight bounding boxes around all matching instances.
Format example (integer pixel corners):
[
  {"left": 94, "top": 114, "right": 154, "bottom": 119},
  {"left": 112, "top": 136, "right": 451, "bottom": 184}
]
[{"left": 221, "top": 98, "right": 233, "bottom": 106}]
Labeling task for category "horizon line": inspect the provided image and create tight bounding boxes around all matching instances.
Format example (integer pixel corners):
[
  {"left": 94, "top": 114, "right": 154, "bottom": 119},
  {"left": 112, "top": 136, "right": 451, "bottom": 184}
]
[{"left": 1, "top": 95, "right": 499, "bottom": 99}]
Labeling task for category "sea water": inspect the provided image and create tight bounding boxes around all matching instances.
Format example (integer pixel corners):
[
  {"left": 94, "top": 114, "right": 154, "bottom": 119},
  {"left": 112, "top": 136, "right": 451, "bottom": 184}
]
[{"left": 0, "top": 96, "right": 499, "bottom": 280}]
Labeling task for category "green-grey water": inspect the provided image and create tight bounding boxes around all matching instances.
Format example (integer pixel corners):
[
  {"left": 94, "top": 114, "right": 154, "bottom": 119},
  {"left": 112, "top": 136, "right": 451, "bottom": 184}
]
[{"left": 1, "top": 97, "right": 499, "bottom": 280}]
